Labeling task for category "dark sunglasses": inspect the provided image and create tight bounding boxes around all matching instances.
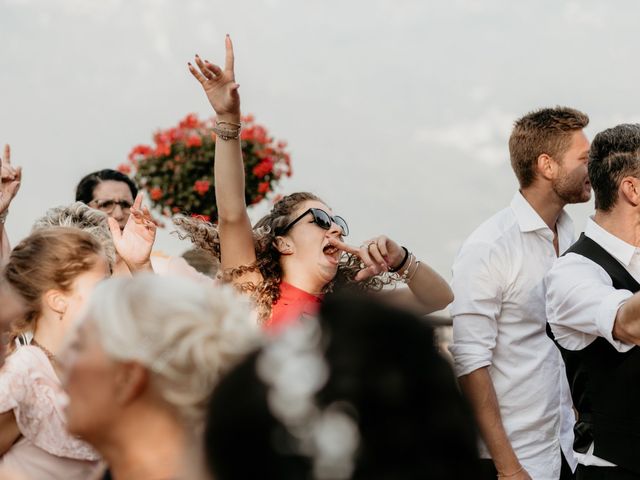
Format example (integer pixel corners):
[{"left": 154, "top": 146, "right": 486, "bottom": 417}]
[
  {"left": 277, "top": 208, "right": 349, "bottom": 236},
  {"left": 89, "top": 198, "right": 133, "bottom": 214}
]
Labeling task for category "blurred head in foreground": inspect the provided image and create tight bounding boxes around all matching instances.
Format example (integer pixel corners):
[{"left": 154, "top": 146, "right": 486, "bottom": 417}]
[
  {"left": 62, "top": 274, "right": 259, "bottom": 479},
  {"left": 204, "top": 292, "right": 480, "bottom": 480}
]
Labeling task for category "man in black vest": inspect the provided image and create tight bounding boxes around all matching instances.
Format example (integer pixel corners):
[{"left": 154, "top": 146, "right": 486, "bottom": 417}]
[{"left": 546, "top": 123, "right": 640, "bottom": 479}]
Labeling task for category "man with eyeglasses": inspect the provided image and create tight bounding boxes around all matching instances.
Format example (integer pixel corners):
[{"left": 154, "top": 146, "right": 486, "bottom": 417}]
[
  {"left": 76, "top": 168, "right": 214, "bottom": 283},
  {"left": 75, "top": 169, "right": 137, "bottom": 230}
]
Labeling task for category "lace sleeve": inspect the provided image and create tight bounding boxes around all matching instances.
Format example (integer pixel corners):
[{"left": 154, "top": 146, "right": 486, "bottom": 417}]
[{"left": 0, "top": 347, "right": 100, "bottom": 461}]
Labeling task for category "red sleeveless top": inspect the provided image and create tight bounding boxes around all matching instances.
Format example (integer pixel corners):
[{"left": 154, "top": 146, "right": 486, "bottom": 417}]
[{"left": 266, "top": 282, "right": 323, "bottom": 332}]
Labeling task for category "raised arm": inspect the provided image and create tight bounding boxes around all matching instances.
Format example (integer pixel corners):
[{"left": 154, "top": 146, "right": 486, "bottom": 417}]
[
  {"left": 189, "top": 37, "right": 261, "bottom": 285},
  {"left": 0, "top": 145, "right": 22, "bottom": 261}
]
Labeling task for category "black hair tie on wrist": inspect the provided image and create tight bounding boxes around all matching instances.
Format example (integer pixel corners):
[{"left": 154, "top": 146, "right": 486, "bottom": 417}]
[{"left": 388, "top": 246, "right": 409, "bottom": 273}]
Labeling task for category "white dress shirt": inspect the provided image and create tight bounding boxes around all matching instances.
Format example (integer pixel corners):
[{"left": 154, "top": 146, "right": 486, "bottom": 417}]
[
  {"left": 449, "top": 192, "right": 577, "bottom": 479},
  {"left": 545, "top": 217, "right": 640, "bottom": 467}
]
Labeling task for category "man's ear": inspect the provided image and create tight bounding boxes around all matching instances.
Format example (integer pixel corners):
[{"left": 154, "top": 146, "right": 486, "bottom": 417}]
[
  {"left": 273, "top": 236, "right": 293, "bottom": 255},
  {"left": 114, "top": 361, "right": 149, "bottom": 406},
  {"left": 536, "top": 153, "right": 557, "bottom": 181},
  {"left": 620, "top": 176, "right": 640, "bottom": 207},
  {"left": 43, "top": 289, "right": 68, "bottom": 318}
]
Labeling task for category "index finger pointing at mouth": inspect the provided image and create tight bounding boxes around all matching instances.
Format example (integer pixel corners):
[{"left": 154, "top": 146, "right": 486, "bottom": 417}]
[{"left": 327, "top": 237, "right": 360, "bottom": 255}]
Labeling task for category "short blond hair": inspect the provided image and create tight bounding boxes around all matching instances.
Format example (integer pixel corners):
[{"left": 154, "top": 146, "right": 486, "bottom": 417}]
[{"left": 509, "top": 107, "right": 589, "bottom": 188}]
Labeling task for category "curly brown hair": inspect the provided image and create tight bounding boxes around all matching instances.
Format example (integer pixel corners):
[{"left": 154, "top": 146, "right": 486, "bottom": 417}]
[{"left": 174, "top": 192, "right": 391, "bottom": 322}]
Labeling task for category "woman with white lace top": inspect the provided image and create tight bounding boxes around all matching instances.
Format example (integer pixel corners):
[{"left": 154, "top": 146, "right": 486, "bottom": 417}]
[{"left": 0, "top": 227, "right": 110, "bottom": 480}]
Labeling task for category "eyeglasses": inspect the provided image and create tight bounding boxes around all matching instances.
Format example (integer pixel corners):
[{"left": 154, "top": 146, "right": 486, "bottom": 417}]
[
  {"left": 277, "top": 208, "right": 349, "bottom": 236},
  {"left": 89, "top": 199, "right": 133, "bottom": 214}
]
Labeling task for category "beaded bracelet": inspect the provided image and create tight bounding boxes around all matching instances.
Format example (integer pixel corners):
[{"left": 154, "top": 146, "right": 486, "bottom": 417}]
[
  {"left": 0, "top": 210, "right": 8, "bottom": 225},
  {"left": 213, "top": 120, "right": 242, "bottom": 141}
]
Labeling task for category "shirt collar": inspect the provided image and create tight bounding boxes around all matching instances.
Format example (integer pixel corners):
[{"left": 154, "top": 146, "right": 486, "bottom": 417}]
[
  {"left": 584, "top": 216, "right": 637, "bottom": 267},
  {"left": 510, "top": 191, "right": 573, "bottom": 240}
]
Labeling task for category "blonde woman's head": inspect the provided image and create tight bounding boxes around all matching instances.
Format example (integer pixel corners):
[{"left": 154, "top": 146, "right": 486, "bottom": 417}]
[{"left": 62, "top": 274, "right": 259, "bottom": 442}]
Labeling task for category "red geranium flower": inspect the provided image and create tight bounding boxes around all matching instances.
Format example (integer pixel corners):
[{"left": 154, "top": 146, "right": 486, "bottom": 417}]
[
  {"left": 128, "top": 144, "right": 152, "bottom": 162},
  {"left": 252, "top": 159, "right": 274, "bottom": 178},
  {"left": 117, "top": 163, "right": 131, "bottom": 174},
  {"left": 186, "top": 135, "right": 203, "bottom": 148},
  {"left": 150, "top": 187, "right": 163, "bottom": 201},
  {"left": 258, "top": 181, "right": 270, "bottom": 194},
  {"left": 155, "top": 143, "right": 171, "bottom": 157},
  {"left": 193, "top": 180, "right": 210, "bottom": 196},
  {"left": 180, "top": 113, "right": 200, "bottom": 129}
]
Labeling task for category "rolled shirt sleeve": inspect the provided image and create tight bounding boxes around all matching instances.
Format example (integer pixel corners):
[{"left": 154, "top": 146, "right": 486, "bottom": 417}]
[
  {"left": 545, "top": 253, "right": 635, "bottom": 353},
  {"left": 449, "top": 241, "right": 504, "bottom": 377}
]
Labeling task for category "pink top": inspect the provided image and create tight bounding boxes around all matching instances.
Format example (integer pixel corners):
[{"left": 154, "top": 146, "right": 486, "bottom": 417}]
[
  {"left": 0, "top": 346, "right": 100, "bottom": 480},
  {"left": 267, "top": 282, "right": 323, "bottom": 332}
]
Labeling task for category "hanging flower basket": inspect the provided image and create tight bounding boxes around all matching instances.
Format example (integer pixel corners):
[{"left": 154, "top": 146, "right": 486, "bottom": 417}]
[{"left": 119, "top": 113, "right": 292, "bottom": 222}]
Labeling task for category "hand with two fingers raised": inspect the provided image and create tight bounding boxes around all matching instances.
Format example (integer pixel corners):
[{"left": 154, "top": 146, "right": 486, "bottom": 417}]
[{"left": 0, "top": 145, "right": 22, "bottom": 218}]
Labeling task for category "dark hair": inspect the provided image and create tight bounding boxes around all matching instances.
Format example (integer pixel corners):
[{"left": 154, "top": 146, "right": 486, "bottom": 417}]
[
  {"left": 589, "top": 124, "right": 640, "bottom": 212},
  {"left": 509, "top": 106, "right": 589, "bottom": 188},
  {"left": 75, "top": 169, "right": 138, "bottom": 204},
  {"left": 204, "top": 292, "right": 480, "bottom": 480}
]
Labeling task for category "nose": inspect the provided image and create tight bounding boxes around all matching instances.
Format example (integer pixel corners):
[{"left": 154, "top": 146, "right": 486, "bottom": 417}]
[
  {"left": 327, "top": 221, "right": 343, "bottom": 237},
  {"left": 111, "top": 205, "right": 130, "bottom": 227}
]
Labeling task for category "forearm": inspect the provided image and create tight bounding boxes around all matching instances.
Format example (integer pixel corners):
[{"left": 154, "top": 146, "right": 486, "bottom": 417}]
[
  {"left": 613, "top": 291, "right": 640, "bottom": 344},
  {"left": 405, "top": 261, "right": 453, "bottom": 313},
  {"left": 459, "top": 367, "right": 522, "bottom": 475},
  {"left": 0, "top": 224, "right": 10, "bottom": 262},
  {"left": 214, "top": 115, "right": 259, "bottom": 272},
  {"left": 214, "top": 113, "right": 248, "bottom": 223}
]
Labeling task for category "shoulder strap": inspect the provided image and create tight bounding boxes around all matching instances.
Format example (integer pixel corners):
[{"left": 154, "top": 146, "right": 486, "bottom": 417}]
[{"left": 564, "top": 233, "right": 640, "bottom": 293}]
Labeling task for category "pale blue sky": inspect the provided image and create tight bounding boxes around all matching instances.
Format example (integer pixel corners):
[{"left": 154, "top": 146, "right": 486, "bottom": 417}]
[{"left": 2, "top": 0, "right": 639, "bottom": 276}]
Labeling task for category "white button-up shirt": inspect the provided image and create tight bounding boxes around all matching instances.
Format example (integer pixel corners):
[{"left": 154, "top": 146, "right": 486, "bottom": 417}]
[
  {"left": 449, "top": 192, "right": 577, "bottom": 479},
  {"left": 545, "top": 217, "right": 640, "bottom": 467}
]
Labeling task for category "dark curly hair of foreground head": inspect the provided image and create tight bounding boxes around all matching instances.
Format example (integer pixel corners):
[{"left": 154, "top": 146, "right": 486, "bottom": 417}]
[
  {"left": 204, "top": 292, "right": 481, "bottom": 480},
  {"left": 174, "top": 192, "right": 391, "bottom": 323}
]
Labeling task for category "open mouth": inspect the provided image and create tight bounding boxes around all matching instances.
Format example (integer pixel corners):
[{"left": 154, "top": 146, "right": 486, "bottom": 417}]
[{"left": 323, "top": 244, "right": 340, "bottom": 264}]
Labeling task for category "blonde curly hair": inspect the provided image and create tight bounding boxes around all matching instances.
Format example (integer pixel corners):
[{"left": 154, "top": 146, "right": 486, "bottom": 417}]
[{"left": 174, "top": 192, "right": 392, "bottom": 323}]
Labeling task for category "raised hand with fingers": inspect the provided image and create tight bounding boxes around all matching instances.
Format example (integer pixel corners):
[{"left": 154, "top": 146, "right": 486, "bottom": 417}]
[
  {"left": 188, "top": 35, "right": 240, "bottom": 121},
  {"left": 0, "top": 145, "right": 22, "bottom": 218},
  {"left": 327, "top": 235, "right": 405, "bottom": 282},
  {"left": 108, "top": 193, "right": 157, "bottom": 273}
]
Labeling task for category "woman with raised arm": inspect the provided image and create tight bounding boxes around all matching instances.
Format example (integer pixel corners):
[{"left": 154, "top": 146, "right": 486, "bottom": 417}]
[{"left": 185, "top": 36, "right": 453, "bottom": 330}]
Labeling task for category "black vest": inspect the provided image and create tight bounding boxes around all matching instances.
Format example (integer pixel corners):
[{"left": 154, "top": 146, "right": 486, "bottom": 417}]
[{"left": 550, "top": 233, "right": 640, "bottom": 473}]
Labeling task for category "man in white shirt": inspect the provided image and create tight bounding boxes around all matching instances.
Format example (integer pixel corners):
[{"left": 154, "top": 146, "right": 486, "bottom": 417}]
[
  {"left": 546, "top": 124, "right": 640, "bottom": 480},
  {"left": 450, "top": 107, "right": 591, "bottom": 480}
]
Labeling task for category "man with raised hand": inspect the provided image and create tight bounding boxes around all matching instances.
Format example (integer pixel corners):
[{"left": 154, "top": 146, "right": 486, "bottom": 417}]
[
  {"left": 450, "top": 107, "right": 591, "bottom": 480},
  {"left": 546, "top": 124, "right": 640, "bottom": 480}
]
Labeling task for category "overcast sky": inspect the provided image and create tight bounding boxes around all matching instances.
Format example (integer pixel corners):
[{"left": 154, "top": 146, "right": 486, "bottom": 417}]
[{"left": 2, "top": 0, "right": 639, "bottom": 278}]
